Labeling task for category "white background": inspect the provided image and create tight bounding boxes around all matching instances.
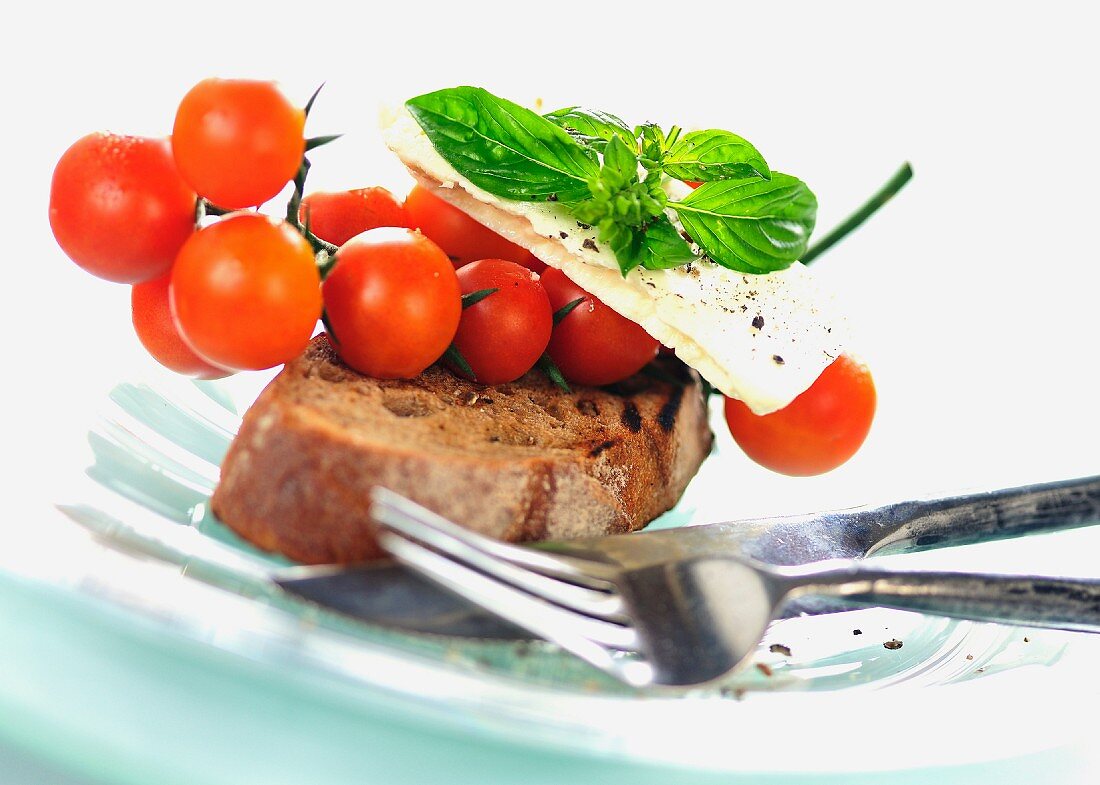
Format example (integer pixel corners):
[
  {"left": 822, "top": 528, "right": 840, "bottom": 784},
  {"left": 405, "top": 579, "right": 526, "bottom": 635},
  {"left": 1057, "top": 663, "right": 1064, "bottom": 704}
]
[{"left": 2, "top": 1, "right": 1099, "bottom": 781}]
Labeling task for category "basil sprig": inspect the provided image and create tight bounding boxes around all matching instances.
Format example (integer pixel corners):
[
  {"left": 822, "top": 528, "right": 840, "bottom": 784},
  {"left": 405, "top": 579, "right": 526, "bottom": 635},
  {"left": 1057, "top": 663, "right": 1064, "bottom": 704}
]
[
  {"left": 568, "top": 135, "right": 694, "bottom": 273},
  {"left": 407, "top": 86, "right": 817, "bottom": 275}
]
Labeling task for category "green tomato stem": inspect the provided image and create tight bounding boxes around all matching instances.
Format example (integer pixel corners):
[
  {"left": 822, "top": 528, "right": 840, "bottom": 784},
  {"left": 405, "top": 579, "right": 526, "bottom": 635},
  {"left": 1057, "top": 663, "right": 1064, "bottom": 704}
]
[
  {"left": 285, "top": 156, "right": 339, "bottom": 259},
  {"left": 304, "top": 82, "right": 326, "bottom": 118},
  {"left": 801, "top": 162, "right": 913, "bottom": 265},
  {"left": 537, "top": 353, "right": 571, "bottom": 393},
  {"left": 461, "top": 288, "right": 498, "bottom": 309},
  {"left": 316, "top": 249, "right": 337, "bottom": 280},
  {"left": 443, "top": 345, "right": 475, "bottom": 380}
]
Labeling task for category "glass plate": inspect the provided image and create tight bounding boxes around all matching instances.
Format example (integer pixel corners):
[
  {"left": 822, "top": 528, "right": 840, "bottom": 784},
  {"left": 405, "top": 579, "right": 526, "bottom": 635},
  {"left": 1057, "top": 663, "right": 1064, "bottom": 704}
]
[{"left": 16, "top": 369, "right": 1100, "bottom": 776}]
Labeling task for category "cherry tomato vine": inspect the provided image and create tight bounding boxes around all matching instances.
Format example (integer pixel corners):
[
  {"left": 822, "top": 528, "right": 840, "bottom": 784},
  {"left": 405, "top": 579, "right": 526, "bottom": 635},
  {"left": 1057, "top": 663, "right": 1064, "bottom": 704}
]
[{"left": 49, "top": 76, "right": 882, "bottom": 476}]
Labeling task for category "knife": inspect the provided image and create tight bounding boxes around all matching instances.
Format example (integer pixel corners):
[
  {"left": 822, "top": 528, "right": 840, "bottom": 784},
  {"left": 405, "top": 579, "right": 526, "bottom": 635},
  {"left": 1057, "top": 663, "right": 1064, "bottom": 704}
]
[{"left": 275, "top": 475, "right": 1100, "bottom": 639}]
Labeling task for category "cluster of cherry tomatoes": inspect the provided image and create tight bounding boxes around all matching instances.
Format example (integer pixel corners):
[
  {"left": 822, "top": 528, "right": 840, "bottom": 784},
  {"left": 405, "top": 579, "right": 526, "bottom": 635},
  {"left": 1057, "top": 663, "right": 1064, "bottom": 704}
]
[
  {"left": 50, "top": 79, "right": 322, "bottom": 378},
  {"left": 314, "top": 187, "right": 662, "bottom": 388},
  {"left": 46, "top": 77, "right": 663, "bottom": 389},
  {"left": 48, "top": 77, "right": 874, "bottom": 476}
]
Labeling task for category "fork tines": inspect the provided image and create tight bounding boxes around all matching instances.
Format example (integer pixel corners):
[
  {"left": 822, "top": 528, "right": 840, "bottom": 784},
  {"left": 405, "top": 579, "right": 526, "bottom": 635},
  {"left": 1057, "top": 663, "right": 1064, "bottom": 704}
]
[{"left": 371, "top": 488, "right": 655, "bottom": 686}]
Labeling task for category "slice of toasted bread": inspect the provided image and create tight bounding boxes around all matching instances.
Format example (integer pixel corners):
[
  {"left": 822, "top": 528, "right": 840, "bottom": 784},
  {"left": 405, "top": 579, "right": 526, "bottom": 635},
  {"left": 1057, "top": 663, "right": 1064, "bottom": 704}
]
[{"left": 211, "top": 335, "right": 713, "bottom": 564}]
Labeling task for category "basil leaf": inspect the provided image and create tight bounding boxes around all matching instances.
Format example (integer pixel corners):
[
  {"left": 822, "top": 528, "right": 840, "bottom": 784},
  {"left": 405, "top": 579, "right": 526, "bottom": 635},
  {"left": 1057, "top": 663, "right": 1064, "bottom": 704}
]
[
  {"left": 544, "top": 107, "right": 637, "bottom": 153},
  {"left": 601, "top": 134, "right": 639, "bottom": 183},
  {"left": 609, "top": 216, "right": 695, "bottom": 276},
  {"left": 663, "top": 130, "right": 770, "bottom": 183},
  {"left": 609, "top": 226, "right": 645, "bottom": 275},
  {"left": 407, "top": 87, "right": 599, "bottom": 201},
  {"left": 671, "top": 174, "right": 817, "bottom": 273},
  {"left": 639, "top": 216, "right": 696, "bottom": 270}
]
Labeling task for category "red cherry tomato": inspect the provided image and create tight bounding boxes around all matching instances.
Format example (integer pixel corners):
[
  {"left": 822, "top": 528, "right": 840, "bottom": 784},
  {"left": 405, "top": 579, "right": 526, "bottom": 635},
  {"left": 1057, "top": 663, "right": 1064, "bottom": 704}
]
[
  {"left": 172, "top": 78, "right": 305, "bottom": 209},
  {"left": 723, "top": 354, "right": 876, "bottom": 476},
  {"left": 404, "top": 185, "right": 544, "bottom": 272},
  {"left": 49, "top": 133, "right": 196, "bottom": 283},
  {"left": 131, "top": 274, "right": 228, "bottom": 378},
  {"left": 685, "top": 180, "right": 703, "bottom": 189},
  {"left": 298, "top": 187, "right": 409, "bottom": 246},
  {"left": 322, "top": 228, "right": 461, "bottom": 378},
  {"left": 541, "top": 267, "right": 659, "bottom": 386},
  {"left": 170, "top": 214, "right": 321, "bottom": 371},
  {"left": 450, "top": 259, "right": 553, "bottom": 384}
]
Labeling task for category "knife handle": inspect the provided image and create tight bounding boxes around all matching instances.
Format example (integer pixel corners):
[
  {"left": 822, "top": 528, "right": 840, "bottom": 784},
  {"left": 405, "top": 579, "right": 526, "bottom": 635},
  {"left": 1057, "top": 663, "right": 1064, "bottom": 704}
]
[
  {"left": 860, "top": 475, "right": 1100, "bottom": 556},
  {"left": 542, "top": 476, "right": 1100, "bottom": 571}
]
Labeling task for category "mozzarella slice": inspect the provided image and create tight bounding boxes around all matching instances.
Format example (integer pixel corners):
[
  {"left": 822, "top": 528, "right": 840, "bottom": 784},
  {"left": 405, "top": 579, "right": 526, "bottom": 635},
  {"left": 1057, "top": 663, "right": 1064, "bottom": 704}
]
[{"left": 381, "top": 107, "right": 848, "bottom": 415}]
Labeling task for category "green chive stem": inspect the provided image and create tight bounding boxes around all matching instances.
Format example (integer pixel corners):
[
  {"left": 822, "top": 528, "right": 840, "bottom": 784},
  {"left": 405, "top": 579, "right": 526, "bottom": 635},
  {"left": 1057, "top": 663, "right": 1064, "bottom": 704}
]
[{"left": 801, "top": 162, "right": 913, "bottom": 265}]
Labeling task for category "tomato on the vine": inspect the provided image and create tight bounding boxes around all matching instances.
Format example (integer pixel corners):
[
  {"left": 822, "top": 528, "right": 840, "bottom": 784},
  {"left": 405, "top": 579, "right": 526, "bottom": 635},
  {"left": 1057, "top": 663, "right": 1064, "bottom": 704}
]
[
  {"left": 541, "top": 267, "right": 659, "bottom": 386},
  {"left": 321, "top": 228, "right": 461, "bottom": 378},
  {"left": 49, "top": 133, "right": 196, "bottom": 283},
  {"left": 132, "top": 274, "right": 228, "bottom": 378},
  {"left": 404, "top": 185, "right": 545, "bottom": 272},
  {"left": 723, "top": 354, "right": 876, "bottom": 476},
  {"left": 450, "top": 259, "right": 552, "bottom": 384},
  {"left": 172, "top": 78, "right": 305, "bottom": 209},
  {"left": 170, "top": 213, "right": 321, "bottom": 371},
  {"left": 299, "top": 187, "right": 408, "bottom": 246}
]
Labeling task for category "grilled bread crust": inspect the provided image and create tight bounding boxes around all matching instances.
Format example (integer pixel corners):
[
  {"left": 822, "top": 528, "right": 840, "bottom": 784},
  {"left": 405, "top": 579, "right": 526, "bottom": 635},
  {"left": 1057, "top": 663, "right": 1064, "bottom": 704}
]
[{"left": 211, "top": 335, "right": 713, "bottom": 564}]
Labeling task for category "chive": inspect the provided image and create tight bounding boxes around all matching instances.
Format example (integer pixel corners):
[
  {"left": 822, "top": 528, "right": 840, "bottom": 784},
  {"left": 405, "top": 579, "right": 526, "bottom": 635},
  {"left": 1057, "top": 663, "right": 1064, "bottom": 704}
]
[{"left": 802, "top": 162, "right": 913, "bottom": 265}]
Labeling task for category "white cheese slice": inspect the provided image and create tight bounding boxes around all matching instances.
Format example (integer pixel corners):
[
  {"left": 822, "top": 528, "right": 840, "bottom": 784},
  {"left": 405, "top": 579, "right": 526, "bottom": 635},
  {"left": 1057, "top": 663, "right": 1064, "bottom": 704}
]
[{"left": 381, "top": 107, "right": 848, "bottom": 415}]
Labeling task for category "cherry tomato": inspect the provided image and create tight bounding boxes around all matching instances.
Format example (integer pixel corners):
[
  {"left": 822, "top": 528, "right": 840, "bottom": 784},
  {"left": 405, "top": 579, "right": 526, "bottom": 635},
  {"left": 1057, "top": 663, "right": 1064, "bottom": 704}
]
[
  {"left": 723, "top": 354, "right": 876, "bottom": 476},
  {"left": 131, "top": 274, "right": 228, "bottom": 378},
  {"left": 685, "top": 180, "right": 703, "bottom": 189},
  {"left": 172, "top": 78, "right": 305, "bottom": 209},
  {"left": 541, "top": 267, "right": 659, "bottom": 386},
  {"left": 404, "top": 185, "right": 544, "bottom": 272},
  {"left": 49, "top": 133, "right": 196, "bottom": 283},
  {"left": 299, "top": 187, "right": 408, "bottom": 246},
  {"left": 171, "top": 214, "right": 321, "bottom": 371},
  {"left": 450, "top": 259, "right": 552, "bottom": 384},
  {"left": 322, "top": 228, "right": 461, "bottom": 378}
]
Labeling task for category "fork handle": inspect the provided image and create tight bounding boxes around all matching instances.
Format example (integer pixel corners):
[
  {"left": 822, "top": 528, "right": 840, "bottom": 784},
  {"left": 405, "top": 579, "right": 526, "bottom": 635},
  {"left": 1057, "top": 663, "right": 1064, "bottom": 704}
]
[{"left": 794, "top": 567, "right": 1100, "bottom": 632}]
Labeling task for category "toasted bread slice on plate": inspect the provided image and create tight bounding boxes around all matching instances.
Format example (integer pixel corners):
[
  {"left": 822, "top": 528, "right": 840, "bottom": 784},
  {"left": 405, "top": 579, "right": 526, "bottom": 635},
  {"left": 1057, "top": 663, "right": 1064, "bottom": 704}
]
[{"left": 212, "top": 335, "right": 713, "bottom": 564}]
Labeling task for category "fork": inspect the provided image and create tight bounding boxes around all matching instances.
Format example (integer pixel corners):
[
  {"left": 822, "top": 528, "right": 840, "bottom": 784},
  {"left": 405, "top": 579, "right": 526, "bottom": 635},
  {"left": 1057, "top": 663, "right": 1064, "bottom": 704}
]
[
  {"left": 83, "top": 383, "right": 1100, "bottom": 639},
  {"left": 371, "top": 487, "right": 1100, "bottom": 688}
]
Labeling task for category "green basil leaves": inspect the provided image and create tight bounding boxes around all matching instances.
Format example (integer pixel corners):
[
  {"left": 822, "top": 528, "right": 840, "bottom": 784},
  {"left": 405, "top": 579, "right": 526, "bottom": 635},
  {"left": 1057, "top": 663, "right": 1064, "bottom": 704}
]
[
  {"left": 672, "top": 176, "right": 817, "bottom": 273},
  {"left": 663, "top": 130, "right": 770, "bottom": 183},
  {"left": 543, "top": 107, "right": 637, "bottom": 154},
  {"left": 406, "top": 86, "right": 817, "bottom": 275},
  {"left": 406, "top": 87, "right": 598, "bottom": 201}
]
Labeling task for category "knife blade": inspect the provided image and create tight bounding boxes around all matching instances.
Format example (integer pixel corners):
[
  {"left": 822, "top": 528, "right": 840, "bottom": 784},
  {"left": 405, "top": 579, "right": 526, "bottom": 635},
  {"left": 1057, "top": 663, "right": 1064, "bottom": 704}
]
[{"left": 276, "top": 560, "right": 527, "bottom": 639}]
